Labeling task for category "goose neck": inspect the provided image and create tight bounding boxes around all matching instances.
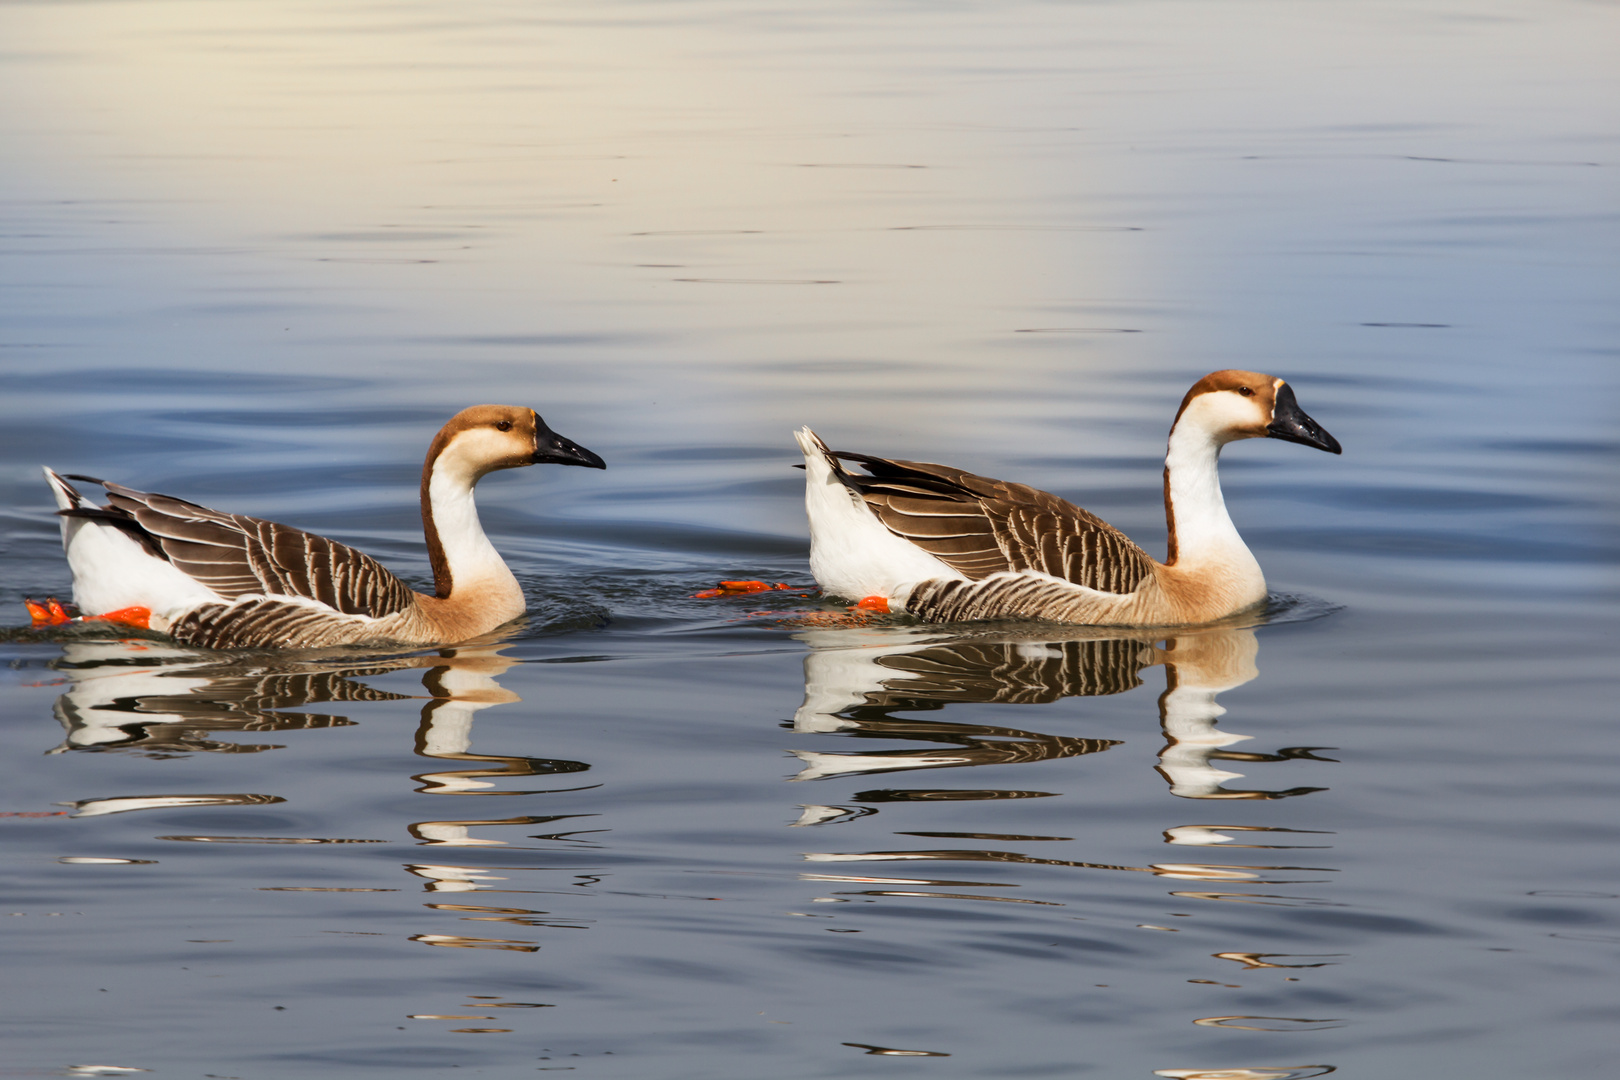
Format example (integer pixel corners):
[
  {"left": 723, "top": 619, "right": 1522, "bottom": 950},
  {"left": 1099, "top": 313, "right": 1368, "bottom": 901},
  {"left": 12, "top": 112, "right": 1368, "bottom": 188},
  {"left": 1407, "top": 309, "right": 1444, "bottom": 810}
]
[
  {"left": 421, "top": 451, "right": 520, "bottom": 605},
  {"left": 1161, "top": 419, "right": 1252, "bottom": 571}
]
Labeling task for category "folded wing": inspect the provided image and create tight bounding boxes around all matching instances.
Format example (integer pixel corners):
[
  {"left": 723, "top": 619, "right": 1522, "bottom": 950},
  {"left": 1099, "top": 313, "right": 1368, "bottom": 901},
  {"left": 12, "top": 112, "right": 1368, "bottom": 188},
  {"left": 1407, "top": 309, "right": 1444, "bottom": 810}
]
[
  {"left": 831, "top": 452, "right": 1155, "bottom": 596},
  {"left": 81, "top": 481, "right": 417, "bottom": 619}
]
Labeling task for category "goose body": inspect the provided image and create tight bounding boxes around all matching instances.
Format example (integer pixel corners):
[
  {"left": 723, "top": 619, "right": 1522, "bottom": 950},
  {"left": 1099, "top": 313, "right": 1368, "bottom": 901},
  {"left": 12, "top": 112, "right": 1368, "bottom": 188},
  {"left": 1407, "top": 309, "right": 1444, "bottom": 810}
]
[
  {"left": 45, "top": 405, "right": 604, "bottom": 649},
  {"left": 796, "top": 370, "right": 1340, "bottom": 626}
]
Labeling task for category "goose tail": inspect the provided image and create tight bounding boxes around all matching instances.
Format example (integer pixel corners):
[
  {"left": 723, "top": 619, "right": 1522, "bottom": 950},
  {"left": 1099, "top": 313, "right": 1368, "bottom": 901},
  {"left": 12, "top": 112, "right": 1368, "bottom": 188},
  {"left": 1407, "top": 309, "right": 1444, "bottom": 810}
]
[
  {"left": 44, "top": 467, "right": 92, "bottom": 514},
  {"left": 794, "top": 426, "right": 843, "bottom": 476},
  {"left": 795, "top": 426, "right": 860, "bottom": 508}
]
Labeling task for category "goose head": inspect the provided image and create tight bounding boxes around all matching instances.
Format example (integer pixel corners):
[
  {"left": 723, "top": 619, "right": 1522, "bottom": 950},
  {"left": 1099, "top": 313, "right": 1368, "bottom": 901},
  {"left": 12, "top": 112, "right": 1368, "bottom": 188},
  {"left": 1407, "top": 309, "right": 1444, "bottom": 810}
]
[
  {"left": 1171, "top": 370, "right": 1341, "bottom": 454},
  {"left": 425, "top": 405, "right": 606, "bottom": 486}
]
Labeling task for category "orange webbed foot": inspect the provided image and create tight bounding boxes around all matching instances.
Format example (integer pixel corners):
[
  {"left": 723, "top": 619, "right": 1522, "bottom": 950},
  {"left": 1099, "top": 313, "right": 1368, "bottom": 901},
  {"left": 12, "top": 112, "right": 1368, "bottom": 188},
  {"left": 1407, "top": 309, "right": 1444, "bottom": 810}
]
[
  {"left": 853, "top": 596, "right": 890, "bottom": 613},
  {"left": 25, "top": 598, "right": 74, "bottom": 627},
  {"left": 693, "top": 580, "right": 795, "bottom": 599},
  {"left": 83, "top": 606, "right": 153, "bottom": 630}
]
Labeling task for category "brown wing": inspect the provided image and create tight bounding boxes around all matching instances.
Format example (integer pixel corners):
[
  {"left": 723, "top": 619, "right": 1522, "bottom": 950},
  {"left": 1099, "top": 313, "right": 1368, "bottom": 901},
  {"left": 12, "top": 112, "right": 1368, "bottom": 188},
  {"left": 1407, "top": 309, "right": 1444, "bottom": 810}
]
[
  {"left": 98, "top": 483, "right": 417, "bottom": 618},
  {"left": 833, "top": 452, "right": 1156, "bottom": 595}
]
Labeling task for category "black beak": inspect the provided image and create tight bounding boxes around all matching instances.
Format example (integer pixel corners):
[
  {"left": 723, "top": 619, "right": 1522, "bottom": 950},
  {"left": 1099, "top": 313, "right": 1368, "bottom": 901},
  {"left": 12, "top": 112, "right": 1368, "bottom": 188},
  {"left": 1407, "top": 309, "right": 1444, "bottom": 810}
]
[
  {"left": 1266, "top": 383, "right": 1342, "bottom": 455},
  {"left": 532, "top": 417, "right": 606, "bottom": 469}
]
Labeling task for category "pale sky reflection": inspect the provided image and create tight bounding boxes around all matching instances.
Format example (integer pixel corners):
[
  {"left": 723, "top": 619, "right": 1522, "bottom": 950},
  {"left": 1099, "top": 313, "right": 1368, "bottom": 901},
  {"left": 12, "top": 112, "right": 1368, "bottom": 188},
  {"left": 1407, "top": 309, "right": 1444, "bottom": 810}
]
[{"left": 8, "top": 0, "right": 1612, "bottom": 458}]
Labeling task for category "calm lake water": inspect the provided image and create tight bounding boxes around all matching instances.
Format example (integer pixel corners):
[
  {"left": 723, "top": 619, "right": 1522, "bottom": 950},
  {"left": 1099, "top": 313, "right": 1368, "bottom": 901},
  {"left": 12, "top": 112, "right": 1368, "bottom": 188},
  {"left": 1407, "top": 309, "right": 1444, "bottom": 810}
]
[{"left": 2, "top": 1, "right": 1618, "bottom": 1077}]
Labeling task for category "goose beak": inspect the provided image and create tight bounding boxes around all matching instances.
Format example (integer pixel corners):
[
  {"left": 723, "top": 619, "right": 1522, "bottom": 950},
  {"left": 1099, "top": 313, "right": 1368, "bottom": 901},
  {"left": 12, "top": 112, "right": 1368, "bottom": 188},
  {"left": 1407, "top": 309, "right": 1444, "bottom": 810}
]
[
  {"left": 1266, "top": 384, "right": 1342, "bottom": 455},
  {"left": 532, "top": 418, "right": 607, "bottom": 469}
]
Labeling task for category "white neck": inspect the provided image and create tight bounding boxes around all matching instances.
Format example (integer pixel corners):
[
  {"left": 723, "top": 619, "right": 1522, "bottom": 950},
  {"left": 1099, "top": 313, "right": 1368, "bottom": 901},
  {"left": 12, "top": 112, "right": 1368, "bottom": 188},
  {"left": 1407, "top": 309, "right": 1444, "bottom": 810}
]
[
  {"left": 426, "top": 447, "right": 521, "bottom": 604},
  {"left": 1163, "top": 402, "right": 1260, "bottom": 579}
]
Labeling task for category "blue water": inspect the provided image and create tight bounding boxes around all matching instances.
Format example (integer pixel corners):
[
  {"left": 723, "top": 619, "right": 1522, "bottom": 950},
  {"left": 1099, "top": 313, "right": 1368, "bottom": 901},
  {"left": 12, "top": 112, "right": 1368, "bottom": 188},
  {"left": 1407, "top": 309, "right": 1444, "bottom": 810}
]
[{"left": 2, "top": 1, "right": 1618, "bottom": 1077}]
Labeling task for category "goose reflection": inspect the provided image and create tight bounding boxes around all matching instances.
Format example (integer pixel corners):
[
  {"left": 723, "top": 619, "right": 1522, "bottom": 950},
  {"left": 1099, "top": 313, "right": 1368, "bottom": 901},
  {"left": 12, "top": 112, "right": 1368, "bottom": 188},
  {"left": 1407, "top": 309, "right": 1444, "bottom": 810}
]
[
  {"left": 789, "top": 630, "right": 1135, "bottom": 784},
  {"left": 43, "top": 640, "right": 591, "bottom": 847},
  {"left": 40, "top": 637, "right": 592, "bottom": 958},
  {"left": 46, "top": 641, "right": 414, "bottom": 756},
  {"left": 789, "top": 624, "right": 1335, "bottom": 889},
  {"left": 789, "top": 624, "right": 1329, "bottom": 801}
]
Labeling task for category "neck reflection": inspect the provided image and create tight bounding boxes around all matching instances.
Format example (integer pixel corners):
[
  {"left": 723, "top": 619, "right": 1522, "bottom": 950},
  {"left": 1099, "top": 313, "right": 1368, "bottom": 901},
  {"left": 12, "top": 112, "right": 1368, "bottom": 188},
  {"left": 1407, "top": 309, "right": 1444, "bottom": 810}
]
[
  {"left": 1152, "top": 631, "right": 1331, "bottom": 801},
  {"left": 408, "top": 647, "right": 595, "bottom": 857}
]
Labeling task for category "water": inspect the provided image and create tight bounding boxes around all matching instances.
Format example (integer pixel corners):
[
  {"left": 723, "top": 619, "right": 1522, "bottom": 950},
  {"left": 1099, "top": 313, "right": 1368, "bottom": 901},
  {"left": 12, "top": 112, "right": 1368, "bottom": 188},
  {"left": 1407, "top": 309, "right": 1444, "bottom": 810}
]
[{"left": 2, "top": 0, "right": 1618, "bottom": 1076}]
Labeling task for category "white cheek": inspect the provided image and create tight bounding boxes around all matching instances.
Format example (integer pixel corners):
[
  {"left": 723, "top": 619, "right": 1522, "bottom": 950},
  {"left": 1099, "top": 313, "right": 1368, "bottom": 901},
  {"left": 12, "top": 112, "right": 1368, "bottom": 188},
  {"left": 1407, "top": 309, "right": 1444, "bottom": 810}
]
[
  {"left": 1179, "top": 392, "right": 1267, "bottom": 440},
  {"left": 440, "top": 428, "right": 528, "bottom": 479}
]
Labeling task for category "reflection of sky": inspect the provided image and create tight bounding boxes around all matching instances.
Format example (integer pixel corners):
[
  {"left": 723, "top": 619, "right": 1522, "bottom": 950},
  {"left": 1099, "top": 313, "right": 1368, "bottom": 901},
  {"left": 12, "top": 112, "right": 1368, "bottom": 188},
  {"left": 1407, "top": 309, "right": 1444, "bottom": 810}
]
[{"left": 5, "top": 3, "right": 1615, "bottom": 416}]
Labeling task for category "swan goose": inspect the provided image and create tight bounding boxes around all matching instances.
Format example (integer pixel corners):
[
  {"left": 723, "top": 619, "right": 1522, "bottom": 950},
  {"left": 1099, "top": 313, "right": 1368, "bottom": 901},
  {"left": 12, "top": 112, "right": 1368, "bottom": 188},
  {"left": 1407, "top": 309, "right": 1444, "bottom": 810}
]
[
  {"left": 42, "top": 405, "right": 604, "bottom": 649},
  {"left": 795, "top": 370, "right": 1340, "bottom": 625}
]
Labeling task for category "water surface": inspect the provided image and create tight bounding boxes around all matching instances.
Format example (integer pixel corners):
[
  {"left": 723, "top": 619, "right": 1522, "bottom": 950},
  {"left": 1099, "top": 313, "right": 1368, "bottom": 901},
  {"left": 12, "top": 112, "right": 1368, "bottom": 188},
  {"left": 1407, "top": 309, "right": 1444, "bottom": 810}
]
[{"left": 2, "top": 1, "right": 1618, "bottom": 1077}]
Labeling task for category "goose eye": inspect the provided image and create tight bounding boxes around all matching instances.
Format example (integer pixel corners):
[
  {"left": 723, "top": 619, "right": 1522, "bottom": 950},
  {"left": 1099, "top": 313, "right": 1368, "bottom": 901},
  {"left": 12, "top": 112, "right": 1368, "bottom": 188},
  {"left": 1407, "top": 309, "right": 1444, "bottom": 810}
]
[
  {"left": 1237, "top": 386, "right": 1254, "bottom": 398},
  {"left": 495, "top": 420, "right": 513, "bottom": 432}
]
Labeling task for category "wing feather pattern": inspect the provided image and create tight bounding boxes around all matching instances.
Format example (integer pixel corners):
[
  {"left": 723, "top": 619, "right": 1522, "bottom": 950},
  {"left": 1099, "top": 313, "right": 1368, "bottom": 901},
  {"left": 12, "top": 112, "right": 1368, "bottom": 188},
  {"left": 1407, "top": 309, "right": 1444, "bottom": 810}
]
[
  {"left": 93, "top": 482, "right": 417, "bottom": 619},
  {"left": 830, "top": 451, "right": 1155, "bottom": 596}
]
